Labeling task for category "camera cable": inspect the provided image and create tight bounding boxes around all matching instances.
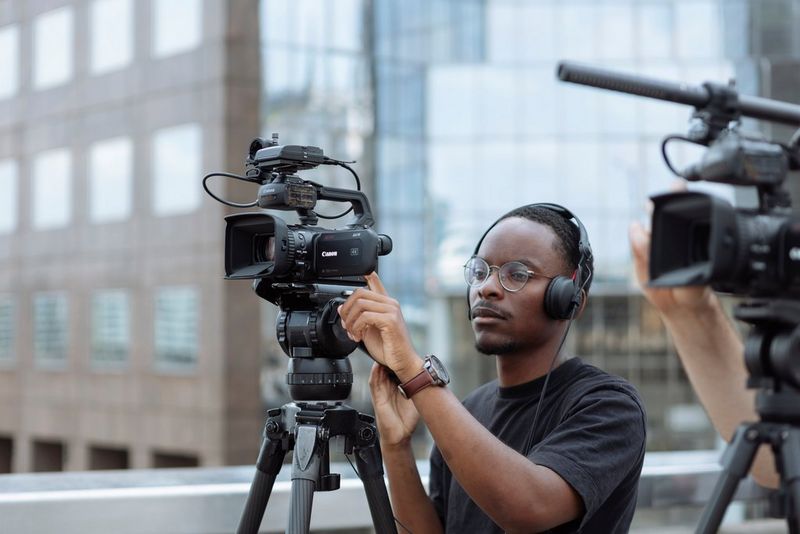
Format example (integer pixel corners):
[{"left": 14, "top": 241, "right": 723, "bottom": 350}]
[{"left": 202, "top": 171, "right": 260, "bottom": 207}]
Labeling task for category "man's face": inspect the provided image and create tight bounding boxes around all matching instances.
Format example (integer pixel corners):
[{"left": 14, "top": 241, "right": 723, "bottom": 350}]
[{"left": 469, "top": 217, "right": 570, "bottom": 357}]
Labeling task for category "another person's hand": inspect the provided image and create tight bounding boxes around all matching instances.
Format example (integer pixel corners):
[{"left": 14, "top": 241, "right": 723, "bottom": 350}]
[
  {"left": 628, "top": 221, "right": 716, "bottom": 318},
  {"left": 338, "top": 272, "right": 423, "bottom": 379},
  {"left": 369, "top": 363, "right": 420, "bottom": 448}
]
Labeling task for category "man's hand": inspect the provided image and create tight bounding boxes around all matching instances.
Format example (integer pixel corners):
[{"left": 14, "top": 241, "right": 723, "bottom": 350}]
[
  {"left": 338, "top": 272, "right": 423, "bottom": 380},
  {"left": 628, "top": 221, "right": 717, "bottom": 317},
  {"left": 369, "top": 363, "right": 420, "bottom": 447}
]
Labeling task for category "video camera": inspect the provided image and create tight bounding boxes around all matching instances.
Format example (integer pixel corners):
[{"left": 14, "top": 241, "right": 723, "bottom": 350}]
[
  {"left": 205, "top": 134, "right": 392, "bottom": 400},
  {"left": 558, "top": 62, "right": 800, "bottom": 532},
  {"left": 557, "top": 62, "right": 800, "bottom": 299}
]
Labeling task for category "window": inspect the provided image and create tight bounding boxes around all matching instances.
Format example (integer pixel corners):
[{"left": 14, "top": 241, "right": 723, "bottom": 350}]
[
  {"left": 32, "top": 149, "right": 72, "bottom": 230},
  {"left": 89, "top": 137, "right": 132, "bottom": 223},
  {"left": 89, "top": 445, "right": 129, "bottom": 470},
  {"left": 152, "top": 450, "right": 198, "bottom": 468},
  {"left": 152, "top": 124, "right": 202, "bottom": 216},
  {"left": 0, "top": 435, "right": 11, "bottom": 473},
  {"left": 34, "top": 293, "right": 68, "bottom": 367},
  {"left": 0, "top": 297, "right": 14, "bottom": 363},
  {"left": 90, "top": 0, "right": 133, "bottom": 74},
  {"left": 0, "top": 159, "right": 17, "bottom": 234},
  {"left": 152, "top": 0, "right": 202, "bottom": 58},
  {"left": 32, "top": 440, "right": 65, "bottom": 472},
  {"left": 155, "top": 287, "right": 198, "bottom": 369},
  {"left": 91, "top": 290, "right": 129, "bottom": 367},
  {"left": 0, "top": 25, "right": 19, "bottom": 99},
  {"left": 33, "top": 7, "right": 74, "bottom": 90}
]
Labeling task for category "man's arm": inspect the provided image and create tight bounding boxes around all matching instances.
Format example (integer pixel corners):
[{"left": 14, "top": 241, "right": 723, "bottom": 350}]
[
  {"left": 410, "top": 385, "right": 583, "bottom": 533},
  {"left": 629, "top": 222, "right": 779, "bottom": 488},
  {"left": 340, "top": 274, "right": 583, "bottom": 533}
]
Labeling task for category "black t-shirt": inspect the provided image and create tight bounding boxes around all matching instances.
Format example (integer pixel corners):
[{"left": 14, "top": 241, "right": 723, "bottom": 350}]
[{"left": 429, "top": 357, "right": 646, "bottom": 533}]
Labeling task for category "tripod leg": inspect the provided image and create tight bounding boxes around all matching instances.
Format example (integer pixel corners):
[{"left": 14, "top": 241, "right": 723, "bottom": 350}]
[
  {"left": 696, "top": 425, "right": 760, "bottom": 534},
  {"left": 355, "top": 439, "right": 398, "bottom": 534},
  {"left": 237, "top": 432, "right": 287, "bottom": 534},
  {"left": 780, "top": 428, "right": 800, "bottom": 532},
  {"left": 286, "top": 425, "right": 322, "bottom": 534}
]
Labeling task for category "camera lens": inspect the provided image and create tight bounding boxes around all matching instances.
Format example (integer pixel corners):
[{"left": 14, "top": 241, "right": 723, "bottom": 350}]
[
  {"left": 689, "top": 222, "right": 711, "bottom": 263},
  {"left": 253, "top": 234, "right": 275, "bottom": 263}
]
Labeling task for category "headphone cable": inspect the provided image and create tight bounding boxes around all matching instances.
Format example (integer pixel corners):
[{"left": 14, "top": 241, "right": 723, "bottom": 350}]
[{"left": 522, "top": 305, "right": 578, "bottom": 456}]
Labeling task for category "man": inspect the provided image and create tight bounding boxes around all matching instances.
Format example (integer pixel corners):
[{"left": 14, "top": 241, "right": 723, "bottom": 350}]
[
  {"left": 629, "top": 221, "right": 779, "bottom": 489},
  {"left": 339, "top": 204, "right": 646, "bottom": 533}
]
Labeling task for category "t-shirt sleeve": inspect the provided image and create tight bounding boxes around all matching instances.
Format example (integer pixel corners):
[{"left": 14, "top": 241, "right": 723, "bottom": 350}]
[
  {"left": 528, "top": 387, "right": 646, "bottom": 526},
  {"left": 428, "top": 445, "right": 447, "bottom": 527}
]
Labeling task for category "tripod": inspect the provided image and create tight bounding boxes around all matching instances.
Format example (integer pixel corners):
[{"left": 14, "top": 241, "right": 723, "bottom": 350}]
[
  {"left": 236, "top": 401, "right": 398, "bottom": 534},
  {"left": 696, "top": 300, "right": 800, "bottom": 533}
]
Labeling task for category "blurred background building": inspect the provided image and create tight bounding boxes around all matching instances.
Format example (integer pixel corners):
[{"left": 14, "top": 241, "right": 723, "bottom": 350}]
[
  {"left": 0, "top": 0, "right": 798, "bottom": 495},
  {"left": 0, "top": 0, "right": 264, "bottom": 471}
]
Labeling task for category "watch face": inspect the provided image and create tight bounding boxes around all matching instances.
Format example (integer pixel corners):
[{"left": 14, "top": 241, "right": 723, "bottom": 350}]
[{"left": 427, "top": 355, "right": 450, "bottom": 384}]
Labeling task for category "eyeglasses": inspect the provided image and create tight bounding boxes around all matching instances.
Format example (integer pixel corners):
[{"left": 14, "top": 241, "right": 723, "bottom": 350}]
[{"left": 463, "top": 256, "right": 553, "bottom": 293}]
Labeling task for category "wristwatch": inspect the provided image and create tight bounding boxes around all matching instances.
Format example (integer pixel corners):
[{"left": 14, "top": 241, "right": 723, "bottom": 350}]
[{"left": 397, "top": 355, "right": 450, "bottom": 399}]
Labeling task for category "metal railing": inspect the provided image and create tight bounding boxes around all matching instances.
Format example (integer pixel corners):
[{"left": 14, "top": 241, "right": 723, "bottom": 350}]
[{"left": 0, "top": 451, "right": 772, "bottom": 533}]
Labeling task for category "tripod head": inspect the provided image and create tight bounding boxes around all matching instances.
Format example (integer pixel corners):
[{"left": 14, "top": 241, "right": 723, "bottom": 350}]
[
  {"left": 255, "top": 280, "right": 365, "bottom": 401},
  {"left": 736, "top": 299, "right": 800, "bottom": 423}
]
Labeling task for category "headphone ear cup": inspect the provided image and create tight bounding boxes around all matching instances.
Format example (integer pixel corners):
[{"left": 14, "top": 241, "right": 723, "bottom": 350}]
[{"left": 543, "top": 276, "right": 578, "bottom": 320}]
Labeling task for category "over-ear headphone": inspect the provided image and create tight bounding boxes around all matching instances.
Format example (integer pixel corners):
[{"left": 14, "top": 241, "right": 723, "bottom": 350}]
[{"left": 467, "top": 203, "right": 593, "bottom": 321}]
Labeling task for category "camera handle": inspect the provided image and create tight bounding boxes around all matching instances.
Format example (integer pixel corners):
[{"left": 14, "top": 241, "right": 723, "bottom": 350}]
[
  {"left": 236, "top": 402, "right": 398, "bottom": 534},
  {"left": 316, "top": 186, "right": 375, "bottom": 228}
]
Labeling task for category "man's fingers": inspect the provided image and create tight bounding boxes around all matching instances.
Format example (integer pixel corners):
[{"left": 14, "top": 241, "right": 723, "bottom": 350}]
[
  {"left": 365, "top": 272, "right": 388, "bottom": 296},
  {"left": 347, "top": 310, "right": 390, "bottom": 342},
  {"left": 369, "top": 363, "right": 395, "bottom": 400},
  {"left": 369, "top": 362, "right": 385, "bottom": 388},
  {"left": 339, "top": 291, "right": 400, "bottom": 328}
]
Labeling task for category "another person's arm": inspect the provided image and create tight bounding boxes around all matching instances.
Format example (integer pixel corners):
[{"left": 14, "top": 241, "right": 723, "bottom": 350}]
[{"left": 629, "top": 222, "right": 778, "bottom": 488}]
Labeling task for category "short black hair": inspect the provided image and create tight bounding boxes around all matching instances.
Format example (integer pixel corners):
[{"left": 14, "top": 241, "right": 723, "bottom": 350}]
[{"left": 498, "top": 205, "right": 594, "bottom": 294}]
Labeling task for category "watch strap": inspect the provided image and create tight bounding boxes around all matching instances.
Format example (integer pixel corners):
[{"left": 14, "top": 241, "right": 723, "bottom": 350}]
[{"left": 397, "top": 367, "right": 434, "bottom": 399}]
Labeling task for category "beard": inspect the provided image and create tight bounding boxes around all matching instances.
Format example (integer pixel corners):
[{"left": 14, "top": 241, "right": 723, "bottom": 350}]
[{"left": 475, "top": 336, "right": 519, "bottom": 356}]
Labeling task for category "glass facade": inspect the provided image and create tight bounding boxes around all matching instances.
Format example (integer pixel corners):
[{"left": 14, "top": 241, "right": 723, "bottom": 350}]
[{"left": 254, "top": 0, "right": 781, "bottom": 453}]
